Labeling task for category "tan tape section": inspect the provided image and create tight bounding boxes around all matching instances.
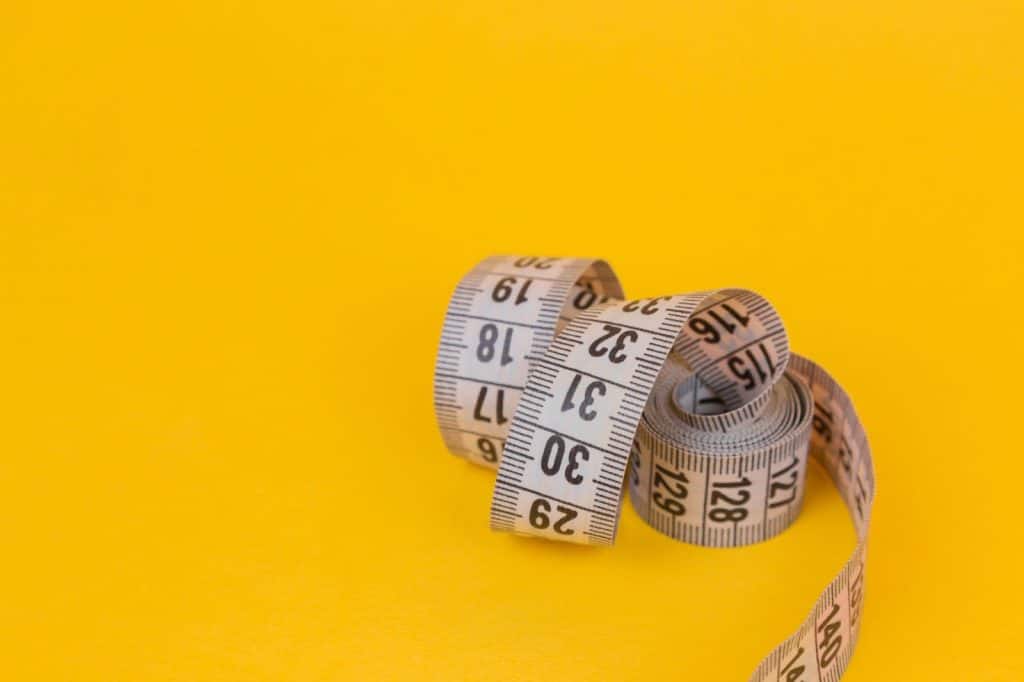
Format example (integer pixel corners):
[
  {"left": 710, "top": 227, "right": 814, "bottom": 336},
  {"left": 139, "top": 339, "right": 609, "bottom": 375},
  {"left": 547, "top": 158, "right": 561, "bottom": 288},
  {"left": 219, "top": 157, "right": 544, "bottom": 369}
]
[{"left": 433, "top": 255, "right": 875, "bottom": 681}]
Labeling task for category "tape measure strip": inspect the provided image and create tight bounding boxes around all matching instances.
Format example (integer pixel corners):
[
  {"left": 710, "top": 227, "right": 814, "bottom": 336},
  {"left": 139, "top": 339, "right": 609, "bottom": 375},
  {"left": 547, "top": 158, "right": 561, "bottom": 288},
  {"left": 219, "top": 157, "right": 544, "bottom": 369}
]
[
  {"left": 433, "top": 255, "right": 875, "bottom": 682},
  {"left": 433, "top": 256, "right": 623, "bottom": 468}
]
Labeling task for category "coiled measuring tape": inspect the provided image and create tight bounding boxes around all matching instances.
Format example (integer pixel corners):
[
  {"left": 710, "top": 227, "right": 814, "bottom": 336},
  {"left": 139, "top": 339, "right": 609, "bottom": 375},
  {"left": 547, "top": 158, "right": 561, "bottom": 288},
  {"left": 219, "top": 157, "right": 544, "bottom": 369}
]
[{"left": 433, "top": 255, "right": 874, "bottom": 682}]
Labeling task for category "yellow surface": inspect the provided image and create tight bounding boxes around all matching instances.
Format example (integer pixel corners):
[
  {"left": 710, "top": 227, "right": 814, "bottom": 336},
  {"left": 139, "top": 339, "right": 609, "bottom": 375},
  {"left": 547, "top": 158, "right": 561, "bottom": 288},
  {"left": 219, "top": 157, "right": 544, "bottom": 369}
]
[{"left": 2, "top": 1, "right": 1022, "bottom": 680}]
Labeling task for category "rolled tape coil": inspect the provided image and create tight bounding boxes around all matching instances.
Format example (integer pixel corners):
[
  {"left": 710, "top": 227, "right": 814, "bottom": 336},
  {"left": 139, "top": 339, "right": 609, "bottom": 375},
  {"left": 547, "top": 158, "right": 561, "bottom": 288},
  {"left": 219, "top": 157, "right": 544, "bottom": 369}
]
[{"left": 433, "top": 255, "right": 874, "bottom": 682}]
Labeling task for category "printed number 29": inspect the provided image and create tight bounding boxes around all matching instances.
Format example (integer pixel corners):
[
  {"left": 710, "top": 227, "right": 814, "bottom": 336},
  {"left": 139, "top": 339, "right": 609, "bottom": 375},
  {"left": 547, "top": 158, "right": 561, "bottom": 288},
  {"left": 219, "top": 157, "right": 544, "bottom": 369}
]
[{"left": 528, "top": 498, "right": 578, "bottom": 535}]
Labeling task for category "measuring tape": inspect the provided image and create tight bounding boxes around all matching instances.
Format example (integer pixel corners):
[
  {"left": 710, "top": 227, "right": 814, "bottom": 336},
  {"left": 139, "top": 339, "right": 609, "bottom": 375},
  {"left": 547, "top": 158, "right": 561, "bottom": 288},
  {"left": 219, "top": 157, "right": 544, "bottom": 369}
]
[{"left": 433, "top": 255, "right": 874, "bottom": 682}]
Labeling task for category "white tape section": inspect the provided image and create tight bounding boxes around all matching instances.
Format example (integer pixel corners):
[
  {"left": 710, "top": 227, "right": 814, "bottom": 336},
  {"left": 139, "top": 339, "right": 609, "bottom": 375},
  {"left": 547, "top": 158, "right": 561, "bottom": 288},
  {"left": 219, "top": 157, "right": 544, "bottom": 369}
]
[{"left": 433, "top": 255, "right": 874, "bottom": 682}]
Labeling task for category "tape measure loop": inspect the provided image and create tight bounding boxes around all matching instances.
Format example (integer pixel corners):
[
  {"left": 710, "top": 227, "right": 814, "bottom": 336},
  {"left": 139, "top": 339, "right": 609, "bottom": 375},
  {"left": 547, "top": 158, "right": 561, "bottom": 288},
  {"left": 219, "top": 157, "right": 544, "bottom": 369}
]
[{"left": 433, "top": 256, "right": 875, "bottom": 682}]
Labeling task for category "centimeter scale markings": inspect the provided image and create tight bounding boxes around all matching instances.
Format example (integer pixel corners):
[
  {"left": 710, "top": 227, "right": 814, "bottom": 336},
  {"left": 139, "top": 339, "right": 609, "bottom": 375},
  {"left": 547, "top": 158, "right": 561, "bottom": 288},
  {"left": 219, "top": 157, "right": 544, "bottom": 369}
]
[
  {"left": 433, "top": 255, "right": 875, "bottom": 682},
  {"left": 633, "top": 367, "right": 813, "bottom": 550},
  {"left": 494, "top": 289, "right": 789, "bottom": 546},
  {"left": 434, "top": 256, "right": 624, "bottom": 468}
]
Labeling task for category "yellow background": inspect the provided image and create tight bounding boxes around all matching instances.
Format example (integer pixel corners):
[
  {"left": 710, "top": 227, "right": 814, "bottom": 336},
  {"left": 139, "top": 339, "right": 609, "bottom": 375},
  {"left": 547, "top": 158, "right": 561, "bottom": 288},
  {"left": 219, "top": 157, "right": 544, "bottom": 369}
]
[{"left": 2, "top": 1, "right": 1022, "bottom": 680}]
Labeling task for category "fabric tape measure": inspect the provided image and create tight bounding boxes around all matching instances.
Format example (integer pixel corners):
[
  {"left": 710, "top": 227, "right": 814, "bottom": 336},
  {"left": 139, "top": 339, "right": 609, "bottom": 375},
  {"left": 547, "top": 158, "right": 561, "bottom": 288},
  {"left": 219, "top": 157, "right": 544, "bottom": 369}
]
[{"left": 433, "top": 255, "right": 874, "bottom": 682}]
